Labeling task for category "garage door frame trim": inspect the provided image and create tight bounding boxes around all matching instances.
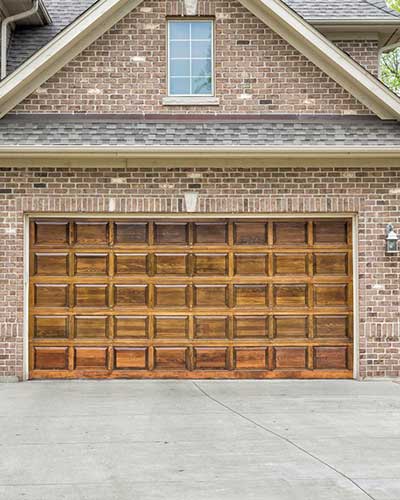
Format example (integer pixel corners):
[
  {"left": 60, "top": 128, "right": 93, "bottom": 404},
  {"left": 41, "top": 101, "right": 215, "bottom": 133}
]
[{"left": 23, "top": 212, "right": 359, "bottom": 380}]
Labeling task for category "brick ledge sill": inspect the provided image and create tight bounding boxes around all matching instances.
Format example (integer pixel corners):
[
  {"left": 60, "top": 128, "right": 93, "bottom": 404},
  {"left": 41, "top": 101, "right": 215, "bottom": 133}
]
[{"left": 162, "top": 96, "right": 220, "bottom": 106}]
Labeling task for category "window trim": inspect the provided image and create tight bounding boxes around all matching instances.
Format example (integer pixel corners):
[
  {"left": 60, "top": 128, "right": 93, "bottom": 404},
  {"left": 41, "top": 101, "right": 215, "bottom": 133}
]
[{"left": 167, "top": 18, "right": 215, "bottom": 98}]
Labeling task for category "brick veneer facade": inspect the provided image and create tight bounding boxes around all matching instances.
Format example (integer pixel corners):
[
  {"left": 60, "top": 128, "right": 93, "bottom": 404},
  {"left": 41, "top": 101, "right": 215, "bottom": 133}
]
[
  {"left": 12, "top": 0, "right": 374, "bottom": 115},
  {"left": 0, "top": 162, "right": 399, "bottom": 380}
]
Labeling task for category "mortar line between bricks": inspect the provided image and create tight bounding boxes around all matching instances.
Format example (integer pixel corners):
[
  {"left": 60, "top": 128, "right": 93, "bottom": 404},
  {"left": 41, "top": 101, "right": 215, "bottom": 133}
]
[{"left": 192, "top": 382, "right": 377, "bottom": 500}]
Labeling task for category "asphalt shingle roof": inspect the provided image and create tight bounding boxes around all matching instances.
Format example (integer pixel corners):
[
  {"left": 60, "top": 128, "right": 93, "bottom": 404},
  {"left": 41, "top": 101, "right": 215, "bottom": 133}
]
[
  {"left": 5, "top": 0, "right": 400, "bottom": 74},
  {"left": 0, "top": 116, "right": 399, "bottom": 147}
]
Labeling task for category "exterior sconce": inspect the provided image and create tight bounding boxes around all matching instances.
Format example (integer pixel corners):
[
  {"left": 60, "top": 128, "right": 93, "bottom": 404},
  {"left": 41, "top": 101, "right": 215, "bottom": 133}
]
[{"left": 386, "top": 224, "right": 399, "bottom": 254}]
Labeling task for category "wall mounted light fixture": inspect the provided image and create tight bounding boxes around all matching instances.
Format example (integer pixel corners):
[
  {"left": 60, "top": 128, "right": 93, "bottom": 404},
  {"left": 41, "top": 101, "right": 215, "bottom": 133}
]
[{"left": 386, "top": 224, "right": 399, "bottom": 254}]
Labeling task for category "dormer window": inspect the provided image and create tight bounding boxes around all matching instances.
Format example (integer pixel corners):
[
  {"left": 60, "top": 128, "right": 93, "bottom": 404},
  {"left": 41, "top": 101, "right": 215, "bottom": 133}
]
[{"left": 168, "top": 20, "right": 214, "bottom": 96}]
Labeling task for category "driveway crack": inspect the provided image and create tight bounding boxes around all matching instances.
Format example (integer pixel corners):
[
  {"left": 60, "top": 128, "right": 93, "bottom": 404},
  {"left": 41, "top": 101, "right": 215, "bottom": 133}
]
[{"left": 192, "top": 382, "right": 377, "bottom": 500}]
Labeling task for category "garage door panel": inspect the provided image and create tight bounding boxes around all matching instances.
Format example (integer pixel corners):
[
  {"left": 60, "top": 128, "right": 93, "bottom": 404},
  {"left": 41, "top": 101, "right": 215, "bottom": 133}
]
[
  {"left": 34, "top": 253, "right": 69, "bottom": 276},
  {"left": 34, "top": 221, "right": 69, "bottom": 246},
  {"left": 234, "top": 316, "right": 268, "bottom": 338},
  {"left": 235, "top": 348, "right": 267, "bottom": 370},
  {"left": 34, "top": 284, "right": 69, "bottom": 307},
  {"left": 114, "top": 253, "right": 148, "bottom": 275},
  {"left": 34, "top": 316, "right": 69, "bottom": 339},
  {"left": 155, "top": 285, "right": 188, "bottom": 307},
  {"left": 234, "top": 222, "right": 267, "bottom": 245},
  {"left": 154, "top": 253, "right": 188, "bottom": 275},
  {"left": 75, "top": 254, "right": 108, "bottom": 276},
  {"left": 75, "top": 222, "right": 109, "bottom": 246},
  {"left": 114, "top": 316, "right": 148, "bottom": 338},
  {"left": 74, "top": 316, "right": 108, "bottom": 339},
  {"left": 114, "top": 222, "right": 148, "bottom": 245},
  {"left": 154, "top": 316, "right": 188, "bottom": 339},
  {"left": 194, "top": 222, "right": 227, "bottom": 244},
  {"left": 114, "top": 285, "right": 148, "bottom": 308},
  {"left": 29, "top": 217, "right": 353, "bottom": 379},
  {"left": 75, "top": 347, "right": 108, "bottom": 369},
  {"left": 75, "top": 285, "right": 108, "bottom": 308},
  {"left": 34, "top": 347, "right": 69, "bottom": 370}
]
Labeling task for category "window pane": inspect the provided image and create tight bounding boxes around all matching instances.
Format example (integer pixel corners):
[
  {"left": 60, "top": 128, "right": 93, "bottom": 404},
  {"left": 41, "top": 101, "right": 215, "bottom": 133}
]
[
  {"left": 170, "top": 41, "right": 190, "bottom": 58},
  {"left": 170, "top": 78, "right": 191, "bottom": 95},
  {"left": 191, "top": 22, "right": 212, "bottom": 40},
  {"left": 170, "top": 59, "right": 190, "bottom": 77},
  {"left": 192, "top": 77, "right": 212, "bottom": 95},
  {"left": 191, "top": 41, "right": 211, "bottom": 58},
  {"left": 191, "top": 59, "right": 211, "bottom": 77},
  {"left": 169, "top": 22, "right": 190, "bottom": 40}
]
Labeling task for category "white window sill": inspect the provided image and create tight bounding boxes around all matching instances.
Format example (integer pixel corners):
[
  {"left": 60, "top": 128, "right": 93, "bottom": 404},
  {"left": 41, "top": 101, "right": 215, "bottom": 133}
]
[{"left": 162, "top": 96, "right": 220, "bottom": 106}]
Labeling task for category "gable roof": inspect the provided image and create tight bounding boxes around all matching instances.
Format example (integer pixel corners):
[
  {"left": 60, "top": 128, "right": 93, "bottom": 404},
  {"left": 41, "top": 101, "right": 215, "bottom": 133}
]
[
  {"left": 284, "top": 0, "right": 400, "bottom": 21},
  {"left": 5, "top": 1, "right": 400, "bottom": 75},
  {"left": 1, "top": 0, "right": 400, "bottom": 120}
]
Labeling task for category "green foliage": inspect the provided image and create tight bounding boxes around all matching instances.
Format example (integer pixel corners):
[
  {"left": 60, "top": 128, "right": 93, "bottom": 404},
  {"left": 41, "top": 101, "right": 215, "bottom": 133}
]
[
  {"left": 381, "top": 48, "right": 400, "bottom": 95},
  {"left": 387, "top": 0, "right": 400, "bottom": 11}
]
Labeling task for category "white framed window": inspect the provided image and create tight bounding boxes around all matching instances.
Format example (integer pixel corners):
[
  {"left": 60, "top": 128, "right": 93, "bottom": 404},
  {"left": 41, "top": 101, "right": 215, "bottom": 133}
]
[{"left": 168, "top": 20, "right": 214, "bottom": 96}]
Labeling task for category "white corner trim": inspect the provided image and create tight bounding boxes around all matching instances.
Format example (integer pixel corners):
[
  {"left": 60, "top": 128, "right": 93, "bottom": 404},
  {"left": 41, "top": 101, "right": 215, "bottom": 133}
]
[
  {"left": 162, "top": 96, "right": 220, "bottom": 106},
  {"left": 0, "top": 0, "right": 145, "bottom": 118},
  {"left": 239, "top": 0, "right": 400, "bottom": 120}
]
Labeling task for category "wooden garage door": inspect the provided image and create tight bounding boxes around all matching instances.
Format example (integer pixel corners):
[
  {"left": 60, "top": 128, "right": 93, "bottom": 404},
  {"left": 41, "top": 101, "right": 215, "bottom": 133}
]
[{"left": 29, "top": 218, "right": 353, "bottom": 379}]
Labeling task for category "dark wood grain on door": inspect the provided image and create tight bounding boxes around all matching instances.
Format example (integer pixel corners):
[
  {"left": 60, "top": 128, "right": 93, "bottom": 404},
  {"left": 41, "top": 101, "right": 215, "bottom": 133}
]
[{"left": 29, "top": 217, "right": 353, "bottom": 379}]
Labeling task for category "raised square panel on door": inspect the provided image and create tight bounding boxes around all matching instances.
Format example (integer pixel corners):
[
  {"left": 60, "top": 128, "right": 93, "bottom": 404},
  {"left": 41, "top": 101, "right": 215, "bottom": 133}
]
[
  {"left": 114, "top": 316, "right": 148, "bottom": 338},
  {"left": 235, "top": 348, "right": 267, "bottom": 370},
  {"left": 234, "top": 316, "right": 268, "bottom": 338},
  {"left": 234, "top": 285, "right": 268, "bottom": 307},
  {"left": 34, "top": 316, "right": 68, "bottom": 339},
  {"left": 34, "top": 253, "right": 68, "bottom": 276},
  {"left": 274, "top": 347, "right": 307, "bottom": 369},
  {"left": 314, "top": 285, "right": 348, "bottom": 307},
  {"left": 154, "top": 316, "right": 188, "bottom": 339},
  {"left": 274, "top": 316, "right": 308, "bottom": 338},
  {"left": 234, "top": 254, "right": 267, "bottom": 276},
  {"left": 74, "top": 316, "right": 108, "bottom": 338},
  {"left": 34, "top": 284, "right": 69, "bottom": 307},
  {"left": 274, "top": 254, "right": 308, "bottom": 276},
  {"left": 114, "top": 222, "right": 148, "bottom": 245},
  {"left": 154, "top": 347, "right": 187, "bottom": 370},
  {"left": 34, "top": 347, "right": 68, "bottom": 370},
  {"left": 75, "top": 285, "right": 108, "bottom": 308},
  {"left": 154, "top": 254, "right": 188, "bottom": 275},
  {"left": 273, "top": 222, "right": 307, "bottom": 246},
  {"left": 114, "top": 254, "right": 148, "bottom": 275},
  {"left": 114, "top": 348, "right": 147, "bottom": 369},
  {"left": 313, "top": 221, "right": 348, "bottom": 245},
  {"left": 154, "top": 285, "right": 188, "bottom": 308},
  {"left": 194, "top": 316, "right": 228, "bottom": 339},
  {"left": 314, "top": 316, "right": 350, "bottom": 339},
  {"left": 193, "top": 222, "right": 227, "bottom": 244},
  {"left": 234, "top": 222, "right": 267, "bottom": 245},
  {"left": 314, "top": 253, "right": 348, "bottom": 276},
  {"left": 195, "top": 348, "right": 227, "bottom": 370},
  {"left": 274, "top": 285, "right": 307, "bottom": 308},
  {"left": 154, "top": 223, "right": 188, "bottom": 245},
  {"left": 75, "top": 347, "right": 108, "bottom": 369},
  {"left": 314, "top": 347, "right": 348, "bottom": 369},
  {"left": 75, "top": 254, "right": 108, "bottom": 276},
  {"left": 114, "top": 285, "right": 148, "bottom": 308},
  {"left": 193, "top": 254, "right": 228, "bottom": 276},
  {"left": 194, "top": 285, "right": 228, "bottom": 308},
  {"left": 34, "top": 221, "right": 69, "bottom": 246},
  {"left": 75, "top": 222, "right": 109, "bottom": 246}
]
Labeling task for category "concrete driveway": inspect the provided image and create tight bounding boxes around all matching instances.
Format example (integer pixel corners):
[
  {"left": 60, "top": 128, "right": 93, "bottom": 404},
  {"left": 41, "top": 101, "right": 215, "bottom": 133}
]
[{"left": 1, "top": 380, "right": 400, "bottom": 500}]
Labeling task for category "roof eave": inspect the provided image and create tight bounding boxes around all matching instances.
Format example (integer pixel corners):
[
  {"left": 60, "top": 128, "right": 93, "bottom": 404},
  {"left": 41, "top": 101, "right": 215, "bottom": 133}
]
[{"left": 1, "top": 145, "right": 400, "bottom": 159}]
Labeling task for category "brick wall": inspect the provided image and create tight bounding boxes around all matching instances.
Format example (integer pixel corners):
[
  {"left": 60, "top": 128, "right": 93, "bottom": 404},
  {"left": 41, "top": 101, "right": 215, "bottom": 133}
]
[
  {"left": 0, "top": 161, "right": 399, "bottom": 380},
  {"left": 334, "top": 39, "right": 380, "bottom": 77},
  {"left": 12, "top": 0, "right": 372, "bottom": 115}
]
